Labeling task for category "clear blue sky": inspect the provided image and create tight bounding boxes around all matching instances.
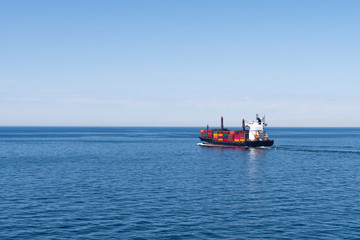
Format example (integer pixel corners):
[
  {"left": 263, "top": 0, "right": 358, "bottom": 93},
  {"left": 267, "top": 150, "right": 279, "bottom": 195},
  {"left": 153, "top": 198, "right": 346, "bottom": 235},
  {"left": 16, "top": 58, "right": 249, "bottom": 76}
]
[{"left": 1, "top": 0, "right": 359, "bottom": 127}]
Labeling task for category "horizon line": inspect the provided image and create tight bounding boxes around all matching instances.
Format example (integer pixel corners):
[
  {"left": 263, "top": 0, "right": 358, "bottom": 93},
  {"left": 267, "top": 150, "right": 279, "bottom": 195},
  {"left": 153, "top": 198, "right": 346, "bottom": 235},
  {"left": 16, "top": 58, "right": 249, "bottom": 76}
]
[{"left": 0, "top": 125, "right": 360, "bottom": 128}]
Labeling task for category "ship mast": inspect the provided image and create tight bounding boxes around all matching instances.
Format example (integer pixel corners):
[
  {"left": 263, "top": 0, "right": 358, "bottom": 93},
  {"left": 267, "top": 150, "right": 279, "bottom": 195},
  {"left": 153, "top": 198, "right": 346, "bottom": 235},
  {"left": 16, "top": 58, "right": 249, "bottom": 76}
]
[{"left": 221, "top": 116, "right": 224, "bottom": 131}]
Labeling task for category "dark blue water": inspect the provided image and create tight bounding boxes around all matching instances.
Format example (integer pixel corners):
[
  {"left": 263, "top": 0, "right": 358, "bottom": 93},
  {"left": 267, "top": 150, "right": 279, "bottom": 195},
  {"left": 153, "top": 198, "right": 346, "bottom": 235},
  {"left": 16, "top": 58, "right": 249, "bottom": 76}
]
[{"left": 1, "top": 127, "right": 360, "bottom": 239}]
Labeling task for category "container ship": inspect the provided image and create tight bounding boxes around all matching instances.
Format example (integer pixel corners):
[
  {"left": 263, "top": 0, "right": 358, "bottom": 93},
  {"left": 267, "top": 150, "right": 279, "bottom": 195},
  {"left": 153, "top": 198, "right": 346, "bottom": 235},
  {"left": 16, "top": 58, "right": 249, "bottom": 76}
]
[{"left": 198, "top": 114, "right": 274, "bottom": 147}]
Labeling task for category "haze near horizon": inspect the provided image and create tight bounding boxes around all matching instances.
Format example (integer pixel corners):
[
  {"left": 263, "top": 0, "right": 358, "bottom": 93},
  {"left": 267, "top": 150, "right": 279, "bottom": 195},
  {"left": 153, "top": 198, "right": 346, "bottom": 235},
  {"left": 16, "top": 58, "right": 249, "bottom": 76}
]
[{"left": 1, "top": 1, "right": 359, "bottom": 127}]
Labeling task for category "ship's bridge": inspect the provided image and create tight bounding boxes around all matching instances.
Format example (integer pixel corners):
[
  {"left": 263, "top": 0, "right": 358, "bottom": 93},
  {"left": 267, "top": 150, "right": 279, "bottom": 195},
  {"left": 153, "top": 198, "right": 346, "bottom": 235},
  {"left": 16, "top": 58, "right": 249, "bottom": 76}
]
[{"left": 246, "top": 114, "right": 269, "bottom": 141}]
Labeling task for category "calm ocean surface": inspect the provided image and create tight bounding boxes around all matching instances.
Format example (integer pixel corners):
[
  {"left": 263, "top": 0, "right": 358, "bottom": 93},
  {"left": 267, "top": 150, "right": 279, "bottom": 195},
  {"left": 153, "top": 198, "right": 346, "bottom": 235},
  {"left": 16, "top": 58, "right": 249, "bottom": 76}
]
[{"left": 1, "top": 127, "right": 360, "bottom": 239}]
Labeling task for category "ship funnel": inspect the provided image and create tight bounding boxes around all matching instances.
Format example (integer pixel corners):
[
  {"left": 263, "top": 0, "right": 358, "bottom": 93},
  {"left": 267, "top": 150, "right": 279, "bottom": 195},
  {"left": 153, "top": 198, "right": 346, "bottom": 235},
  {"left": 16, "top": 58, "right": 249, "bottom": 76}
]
[
  {"left": 256, "top": 114, "right": 261, "bottom": 123},
  {"left": 242, "top": 119, "right": 245, "bottom": 131}
]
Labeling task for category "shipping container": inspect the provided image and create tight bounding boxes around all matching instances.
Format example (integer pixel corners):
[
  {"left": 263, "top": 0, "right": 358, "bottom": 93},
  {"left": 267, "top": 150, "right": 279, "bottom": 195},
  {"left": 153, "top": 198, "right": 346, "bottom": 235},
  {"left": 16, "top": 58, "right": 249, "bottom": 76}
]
[{"left": 240, "top": 133, "right": 245, "bottom": 140}]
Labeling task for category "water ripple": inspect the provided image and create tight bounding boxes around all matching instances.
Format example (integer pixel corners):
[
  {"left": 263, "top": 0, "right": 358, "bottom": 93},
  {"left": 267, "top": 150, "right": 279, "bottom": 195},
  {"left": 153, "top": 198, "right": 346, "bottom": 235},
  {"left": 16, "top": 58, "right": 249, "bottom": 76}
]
[{"left": 1, "top": 127, "right": 360, "bottom": 239}]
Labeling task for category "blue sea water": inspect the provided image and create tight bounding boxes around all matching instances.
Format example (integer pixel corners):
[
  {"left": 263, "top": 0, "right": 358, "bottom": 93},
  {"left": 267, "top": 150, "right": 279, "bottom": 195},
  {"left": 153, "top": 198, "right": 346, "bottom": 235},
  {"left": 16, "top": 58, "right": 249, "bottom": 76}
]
[{"left": 1, "top": 127, "right": 360, "bottom": 239}]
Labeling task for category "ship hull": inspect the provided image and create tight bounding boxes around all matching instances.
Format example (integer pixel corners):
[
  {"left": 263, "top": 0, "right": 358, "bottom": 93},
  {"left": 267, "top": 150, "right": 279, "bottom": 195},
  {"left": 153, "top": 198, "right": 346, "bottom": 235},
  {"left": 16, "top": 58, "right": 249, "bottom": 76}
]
[{"left": 199, "top": 137, "right": 274, "bottom": 147}]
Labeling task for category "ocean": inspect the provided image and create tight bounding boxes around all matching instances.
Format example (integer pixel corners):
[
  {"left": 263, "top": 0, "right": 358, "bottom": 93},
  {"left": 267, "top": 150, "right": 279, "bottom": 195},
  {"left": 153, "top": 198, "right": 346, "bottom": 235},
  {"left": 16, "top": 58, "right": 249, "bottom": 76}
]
[{"left": 1, "top": 127, "right": 360, "bottom": 239}]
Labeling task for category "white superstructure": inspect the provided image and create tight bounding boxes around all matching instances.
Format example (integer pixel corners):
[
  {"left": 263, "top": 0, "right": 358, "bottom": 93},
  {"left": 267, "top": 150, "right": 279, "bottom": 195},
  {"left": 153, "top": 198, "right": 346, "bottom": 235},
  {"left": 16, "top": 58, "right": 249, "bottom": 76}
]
[{"left": 245, "top": 114, "right": 269, "bottom": 141}]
